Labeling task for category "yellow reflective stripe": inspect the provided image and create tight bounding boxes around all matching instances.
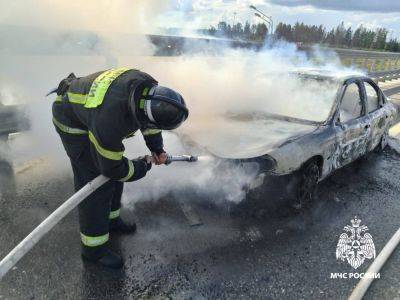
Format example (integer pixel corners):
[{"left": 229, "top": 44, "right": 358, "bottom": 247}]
[
  {"left": 109, "top": 209, "right": 121, "bottom": 220},
  {"left": 80, "top": 233, "right": 109, "bottom": 247},
  {"left": 52, "top": 118, "right": 88, "bottom": 135},
  {"left": 84, "top": 68, "right": 131, "bottom": 108},
  {"left": 125, "top": 131, "right": 137, "bottom": 139},
  {"left": 67, "top": 92, "right": 87, "bottom": 104},
  {"left": 139, "top": 99, "right": 145, "bottom": 109},
  {"left": 142, "top": 129, "right": 161, "bottom": 136},
  {"left": 142, "top": 87, "right": 150, "bottom": 96},
  {"left": 55, "top": 95, "right": 62, "bottom": 102},
  {"left": 119, "top": 160, "right": 134, "bottom": 182},
  {"left": 88, "top": 131, "right": 124, "bottom": 161}
]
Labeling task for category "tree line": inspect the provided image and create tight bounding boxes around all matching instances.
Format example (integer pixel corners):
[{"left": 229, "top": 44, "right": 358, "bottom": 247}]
[
  {"left": 275, "top": 22, "right": 399, "bottom": 52},
  {"left": 206, "top": 21, "right": 269, "bottom": 42},
  {"left": 206, "top": 21, "right": 400, "bottom": 52}
]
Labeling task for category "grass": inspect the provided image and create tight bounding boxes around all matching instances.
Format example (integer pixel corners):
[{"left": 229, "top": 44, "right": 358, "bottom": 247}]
[{"left": 340, "top": 57, "right": 400, "bottom": 72}]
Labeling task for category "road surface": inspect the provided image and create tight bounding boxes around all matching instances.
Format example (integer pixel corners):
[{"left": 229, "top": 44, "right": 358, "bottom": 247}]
[
  {"left": 0, "top": 83, "right": 400, "bottom": 300},
  {"left": 1, "top": 145, "right": 400, "bottom": 299}
]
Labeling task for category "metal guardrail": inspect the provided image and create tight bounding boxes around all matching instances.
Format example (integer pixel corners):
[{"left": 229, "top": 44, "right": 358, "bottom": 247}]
[
  {"left": 296, "top": 45, "right": 400, "bottom": 59},
  {"left": 147, "top": 34, "right": 261, "bottom": 56},
  {"left": 298, "top": 45, "right": 400, "bottom": 72},
  {"left": 149, "top": 36, "right": 400, "bottom": 82},
  {"left": 330, "top": 47, "right": 400, "bottom": 60},
  {"left": 368, "top": 69, "right": 400, "bottom": 82},
  {"left": 148, "top": 36, "right": 400, "bottom": 74}
]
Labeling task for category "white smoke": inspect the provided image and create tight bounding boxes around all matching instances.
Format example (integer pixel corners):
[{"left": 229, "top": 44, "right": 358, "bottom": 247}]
[
  {"left": 0, "top": 0, "right": 361, "bottom": 206},
  {"left": 120, "top": 44, "right": 359, "bottom": 206},
  {"left": 122, "top": 133, "right": 257, "bottom": 206},
  {"left": 0, "top": 0, "right": 165, "bottom": 166}
]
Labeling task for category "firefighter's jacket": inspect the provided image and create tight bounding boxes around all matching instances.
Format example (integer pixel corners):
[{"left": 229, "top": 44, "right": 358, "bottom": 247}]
[{"left": 52, "top": 68, "right": 164, "bottom": 182}]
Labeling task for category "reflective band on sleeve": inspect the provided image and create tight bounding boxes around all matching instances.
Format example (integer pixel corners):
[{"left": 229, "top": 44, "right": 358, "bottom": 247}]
[
  {"left": 55, "top": 96, "right": 62, "bottom": 102},
  {"left": 52, "top": 118, "right": 88, "bottom": 135},
  {"left": 84, "top": 68, "right": 131, "bottom": 108},
  {"left": 80, "top": 233, "right": 109, "bottom": 247},
  {"left": 146, "top": 100, "right": 156, "bottom": 123},
  {"left": 142, "top": 87, "right": 149, "bottom": 96},
  {"left": 119, "top": 160, "right": 134, "bottom": 182},
  {"left": 88, "top": 131, "right": 124, "bottom": 161},
  {"left": 67, "top": 92, "right": 87, "bottom": 104},
  {"left": 125, "top": 131, "right": 137, "bottom": 139},
  {"left": 142, "top": 129, "right": 162, "bottom": 136},
  {"left": 109, "top": 209, "right": 121, "bottom": 220}
]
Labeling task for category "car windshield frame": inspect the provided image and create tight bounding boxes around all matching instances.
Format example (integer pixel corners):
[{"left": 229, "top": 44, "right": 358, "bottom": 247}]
[
  {"left": 293, "top": 74, "right": 343, "bottom": 124},
  {"left": 229, "top": 75, "right": 342, "bottom": 125}
]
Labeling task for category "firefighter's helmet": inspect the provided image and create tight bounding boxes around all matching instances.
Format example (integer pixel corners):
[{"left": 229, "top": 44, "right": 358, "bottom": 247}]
[{"left": 133, "top": 85, "right": 189, "bottom": 130}]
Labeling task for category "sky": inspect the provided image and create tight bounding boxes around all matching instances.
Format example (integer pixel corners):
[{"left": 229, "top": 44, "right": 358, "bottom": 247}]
[
  {"left": 0, "top": 0, "right": 398, "bottom": 38},
  {"left": 159, "top": 0, "right": 400, "bottom": 38}
]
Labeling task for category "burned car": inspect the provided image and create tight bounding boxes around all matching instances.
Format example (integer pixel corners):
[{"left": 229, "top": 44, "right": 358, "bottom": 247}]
[
  {"left": 0, "top": 101, "right": 29, "bottom": 139},
  {"left": 182, "top": 71, "right": 399, "bottom": 207},
  {"left": 0, "top": 99, "right": 30, "bottom": 200}
]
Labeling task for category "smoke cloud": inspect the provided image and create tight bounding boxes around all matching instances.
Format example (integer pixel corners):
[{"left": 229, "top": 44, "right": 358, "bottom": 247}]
[
  {"left": 0, "top": 0, "right": 360, "bottom": 205},
  {"left": 0, "top": 0, "right": 166, "bottom": 166},
  {"left": 120, "top": 44, "right": 359, "bottom": 206},
  {"left": 0, "top": 0, "right": 169, "bottom": 33}
]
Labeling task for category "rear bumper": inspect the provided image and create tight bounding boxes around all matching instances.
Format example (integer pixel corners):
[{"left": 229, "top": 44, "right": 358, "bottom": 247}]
[{"left": 0, "top": 105, "right": 30, "bottom": 136}]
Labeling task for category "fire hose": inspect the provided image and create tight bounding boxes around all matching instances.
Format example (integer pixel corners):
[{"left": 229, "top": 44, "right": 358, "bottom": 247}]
[
  {"left": 0, "top": 154, "right": 198, "bottom": 280},
  {"left": 348, "top": 227, "right": 400, "bottom": 300}
]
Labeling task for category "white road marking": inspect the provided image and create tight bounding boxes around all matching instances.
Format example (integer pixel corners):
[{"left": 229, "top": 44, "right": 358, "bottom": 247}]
[
  {"left": 179, "top": 202, "right": 203, "bottom": 227},
  {"left": 14, "top": 158, "right": 47, "bottom": 174}
]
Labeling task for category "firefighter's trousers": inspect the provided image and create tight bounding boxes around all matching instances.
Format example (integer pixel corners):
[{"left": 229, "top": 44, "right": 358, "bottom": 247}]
[{"left": 60, "top": 134, "right": 123, "bottom": 257}]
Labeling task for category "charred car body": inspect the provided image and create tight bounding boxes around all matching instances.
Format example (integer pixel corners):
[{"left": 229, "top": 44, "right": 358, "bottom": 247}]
[
  {"left": 183, "top": 70, "right": 399, "bottom": 207},
  {"left": 0, "top": 102, "right": 29, "bottom": 139},
  {"left": 0, "top": 100, "right": 29, "bottom": 199}
]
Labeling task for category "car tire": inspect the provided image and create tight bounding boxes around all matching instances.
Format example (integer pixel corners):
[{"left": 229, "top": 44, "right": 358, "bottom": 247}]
[{"left": 293, "top": 160, "right": 320, "bottom": 210}]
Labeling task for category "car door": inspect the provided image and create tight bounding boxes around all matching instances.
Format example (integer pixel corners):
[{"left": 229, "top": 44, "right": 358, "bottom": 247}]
[
  {"left": 362, "top": 79, "right": 388, "bottom": 151},
  {"left": 332, "top": 79, "right": 371, "bottom": 169}
]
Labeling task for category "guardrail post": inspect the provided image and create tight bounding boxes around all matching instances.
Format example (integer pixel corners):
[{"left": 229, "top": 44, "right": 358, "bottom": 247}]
[{"left": 370, "top": 59, "right": 376, "bottom": 72}]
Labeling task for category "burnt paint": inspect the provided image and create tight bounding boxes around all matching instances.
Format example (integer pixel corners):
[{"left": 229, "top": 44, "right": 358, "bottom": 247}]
[{"left": 261, "top": 77, "right": 398, "bottom": 180}]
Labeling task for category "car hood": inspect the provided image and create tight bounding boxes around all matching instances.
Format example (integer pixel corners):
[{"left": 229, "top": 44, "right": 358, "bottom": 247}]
[{"left": 178, "top": 116, "right": 318, "bottom": 159}]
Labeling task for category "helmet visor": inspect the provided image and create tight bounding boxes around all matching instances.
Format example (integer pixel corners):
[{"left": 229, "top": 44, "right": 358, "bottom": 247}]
[{"left": 149, "top": 100, "right": 187, "bottom": 130}]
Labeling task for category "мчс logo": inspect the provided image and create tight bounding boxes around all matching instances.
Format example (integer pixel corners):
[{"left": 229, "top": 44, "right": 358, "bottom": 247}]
[{"left": 336, "top": 216, "right": 376, "bottom": 269}]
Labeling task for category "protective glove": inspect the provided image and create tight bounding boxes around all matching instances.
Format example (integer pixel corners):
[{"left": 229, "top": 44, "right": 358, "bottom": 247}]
[
  {"left": 130, "top": 158, "right": 151, "bottom": 181},
  {"left": 142, "top": 157, "right": 152, "bottom": 171}
]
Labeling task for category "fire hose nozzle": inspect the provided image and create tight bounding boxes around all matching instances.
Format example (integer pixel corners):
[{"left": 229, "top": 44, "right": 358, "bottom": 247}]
[
  {"left": 165, "top": 155, "right": 198, "bottom": 165},
  {"left": 142, "top": 154, "right": 198, "bottom": 165}
]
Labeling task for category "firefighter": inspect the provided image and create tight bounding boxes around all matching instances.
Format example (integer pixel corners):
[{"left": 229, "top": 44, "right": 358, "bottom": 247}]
[{"left": 51, "top": 68, "right": 189, "bottom": 268}]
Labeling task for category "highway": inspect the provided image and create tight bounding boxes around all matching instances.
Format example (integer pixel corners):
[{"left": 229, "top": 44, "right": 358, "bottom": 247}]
[
  {"left": 381, "top": 79, "right": 400, "bottom": 102},
  {"left": 0, "top": 81, "right": 400, "bottom": 299}
]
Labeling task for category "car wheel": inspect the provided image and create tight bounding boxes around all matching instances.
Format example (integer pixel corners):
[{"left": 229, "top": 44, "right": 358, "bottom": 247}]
[
  {"left": 374, "top": 131, "right": 389, "bottom": 153},
  {"left": 294, "top": 160, "right": 320, "bottom": 210}
]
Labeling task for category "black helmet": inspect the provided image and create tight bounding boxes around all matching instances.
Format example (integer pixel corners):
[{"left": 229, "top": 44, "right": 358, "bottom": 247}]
[{"left": 135, "top": 85, "right": 189, "bottom": 130}]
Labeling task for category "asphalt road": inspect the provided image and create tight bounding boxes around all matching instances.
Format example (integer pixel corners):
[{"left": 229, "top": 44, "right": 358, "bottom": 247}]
[
  {"left": 0, "top": 136, "right": 400, "bottom": 300},
  {"left": 385, "top": 85, "right": 400, "bottom": 97}
]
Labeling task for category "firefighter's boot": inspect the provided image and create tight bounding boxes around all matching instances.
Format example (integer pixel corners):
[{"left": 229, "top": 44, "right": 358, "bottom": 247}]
[
  {"left": 110, "top": 218, "right": 137, "bottom": 234},
  {"left": 81, "top": 246, "right": 123, "bottom": 269}
]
